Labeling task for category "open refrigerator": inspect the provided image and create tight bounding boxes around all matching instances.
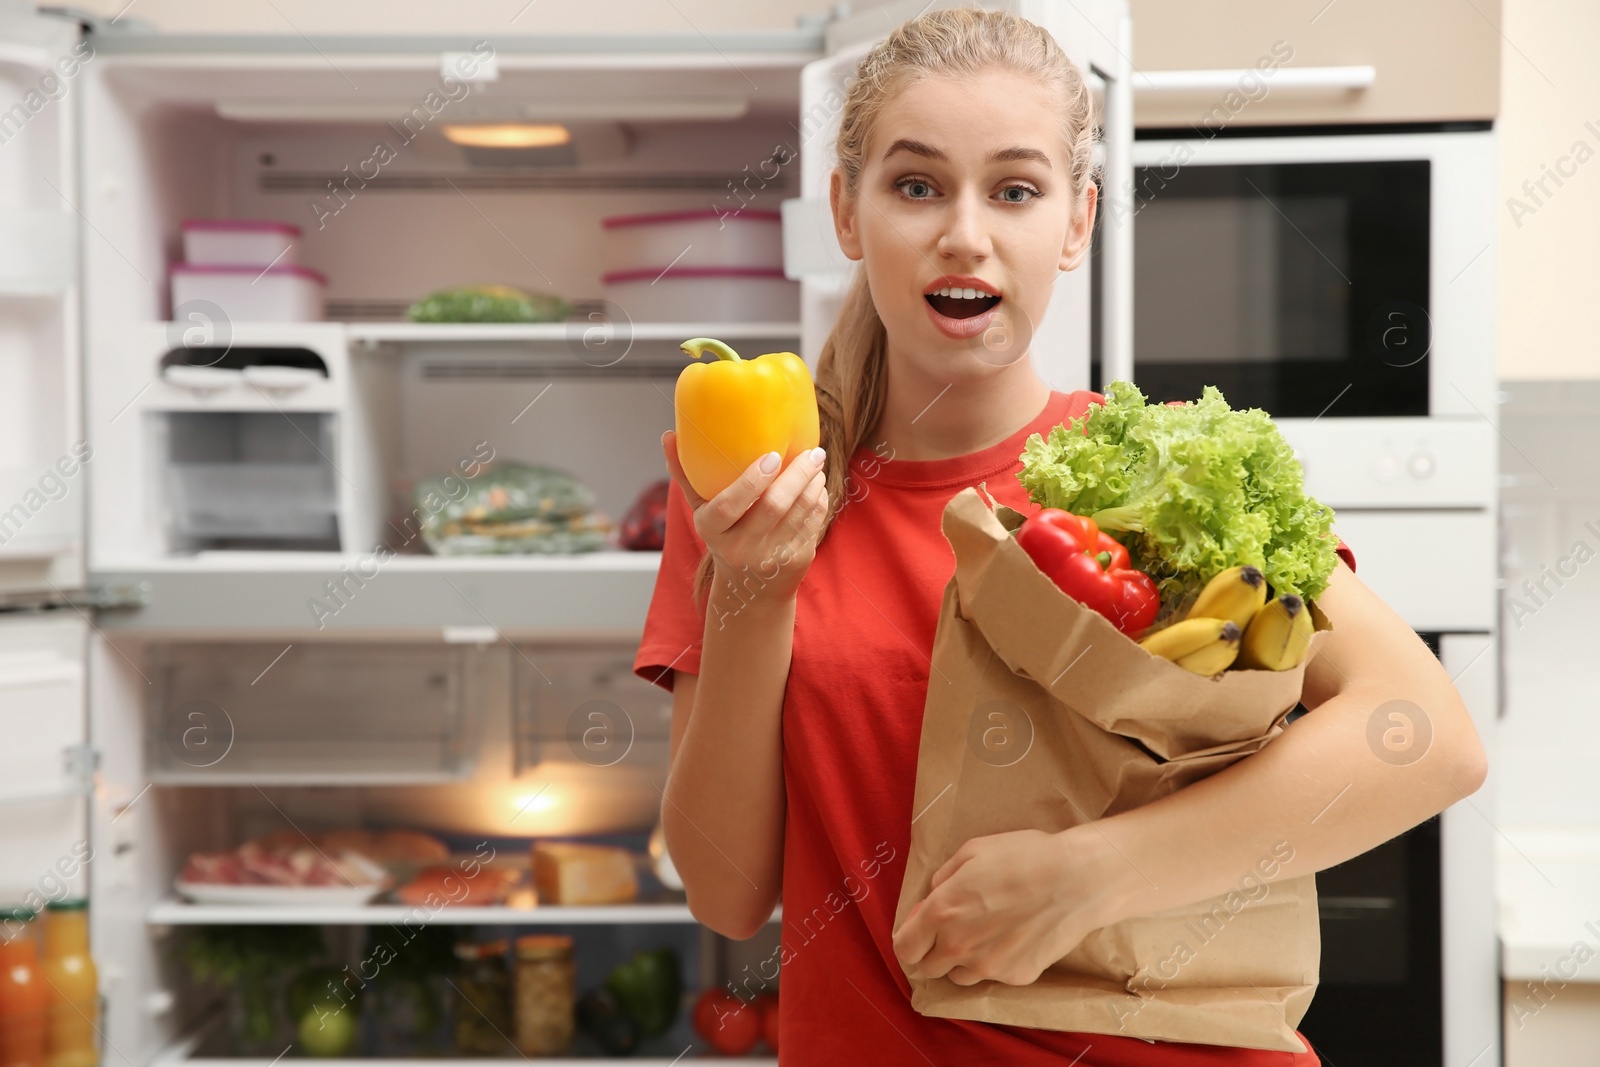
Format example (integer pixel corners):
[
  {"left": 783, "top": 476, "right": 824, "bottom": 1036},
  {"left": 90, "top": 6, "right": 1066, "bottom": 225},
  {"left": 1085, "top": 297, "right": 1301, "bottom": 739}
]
[{"left": 0, "top": 2, "right": 1133, "bottom": 1064}]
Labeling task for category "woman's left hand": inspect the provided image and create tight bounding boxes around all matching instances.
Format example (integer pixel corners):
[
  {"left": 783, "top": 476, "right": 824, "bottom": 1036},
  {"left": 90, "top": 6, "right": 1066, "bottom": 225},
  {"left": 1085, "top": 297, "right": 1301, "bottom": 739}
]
[{"left": 891, "top": 826, "right": 1124, "bottom": 987}]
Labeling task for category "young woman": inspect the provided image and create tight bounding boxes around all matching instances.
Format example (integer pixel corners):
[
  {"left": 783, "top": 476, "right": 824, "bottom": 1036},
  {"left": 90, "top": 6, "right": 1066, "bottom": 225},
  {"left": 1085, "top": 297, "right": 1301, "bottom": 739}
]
[{"left": 633, "top": 9, "right": 1487, "bottom": 1064}]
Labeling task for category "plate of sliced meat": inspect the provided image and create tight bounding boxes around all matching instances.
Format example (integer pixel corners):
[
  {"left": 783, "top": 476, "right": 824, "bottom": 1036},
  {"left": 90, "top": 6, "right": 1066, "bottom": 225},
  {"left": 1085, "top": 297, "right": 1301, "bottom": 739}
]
[{"left": 177, "top": 835, "right": 391, "bottom": 906}]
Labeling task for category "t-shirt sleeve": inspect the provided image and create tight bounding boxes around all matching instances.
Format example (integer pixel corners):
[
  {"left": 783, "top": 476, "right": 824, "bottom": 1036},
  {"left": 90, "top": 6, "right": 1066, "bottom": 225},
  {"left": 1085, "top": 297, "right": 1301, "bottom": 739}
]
[{"left": 631, "top": 478, "right": 708, "bottom": 693}]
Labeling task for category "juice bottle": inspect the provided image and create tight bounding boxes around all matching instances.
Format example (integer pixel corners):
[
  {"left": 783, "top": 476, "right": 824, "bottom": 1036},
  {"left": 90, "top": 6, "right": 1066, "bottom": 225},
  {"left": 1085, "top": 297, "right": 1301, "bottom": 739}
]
[
  {"left": 41, "top": 901, "right": 98, "bottom": 1067},
  {"left": 0, "top": 906, "right": 48, "bottom": 1067}
]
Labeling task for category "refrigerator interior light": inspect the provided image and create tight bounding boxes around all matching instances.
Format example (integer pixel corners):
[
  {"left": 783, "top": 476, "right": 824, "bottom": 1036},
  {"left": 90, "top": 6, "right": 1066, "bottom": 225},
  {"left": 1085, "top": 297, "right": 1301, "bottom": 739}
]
[
  {"left": 443, "top": 123, "right": 571, "bottom": 149},
  {"left": 513, "top": 789, "right": 558, "bottom": 816}
]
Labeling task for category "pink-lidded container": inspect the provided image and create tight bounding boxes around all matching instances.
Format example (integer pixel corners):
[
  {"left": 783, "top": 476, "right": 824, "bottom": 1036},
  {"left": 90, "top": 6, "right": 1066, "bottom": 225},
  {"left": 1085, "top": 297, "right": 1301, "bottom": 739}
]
[
  {"left": 601, "top": 266, "right": 797, "bottom": 324},
  {"left": 181, "top": 219, "right": 301, "bottom": 268},
  {"left": 600, "top": 209, "right": 783, "bottom": 273},
  {"left": 170, "top": 263, "right": 327, "bottom": 322}
]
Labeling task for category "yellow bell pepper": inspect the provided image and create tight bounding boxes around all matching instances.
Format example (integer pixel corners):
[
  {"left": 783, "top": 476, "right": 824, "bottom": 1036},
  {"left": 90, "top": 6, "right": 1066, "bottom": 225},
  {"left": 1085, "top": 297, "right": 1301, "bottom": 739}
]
[{"left": 674, "top": 337, "right": 820, "bottom": 501}]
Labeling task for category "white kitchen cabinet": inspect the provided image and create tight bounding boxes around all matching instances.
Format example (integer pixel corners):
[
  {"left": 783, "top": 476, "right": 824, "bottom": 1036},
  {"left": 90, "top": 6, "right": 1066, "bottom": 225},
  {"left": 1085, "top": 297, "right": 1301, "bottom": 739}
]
[{"left": 1129, "top": 0, "right": 1502, "bottom": 129}]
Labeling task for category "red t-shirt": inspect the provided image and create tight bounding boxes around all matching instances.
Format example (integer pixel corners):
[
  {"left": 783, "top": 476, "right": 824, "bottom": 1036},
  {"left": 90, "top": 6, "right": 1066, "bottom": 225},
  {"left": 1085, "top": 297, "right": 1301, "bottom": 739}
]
[{"left": 634, "top": 388, "right": 1345, "bottom": 1066}]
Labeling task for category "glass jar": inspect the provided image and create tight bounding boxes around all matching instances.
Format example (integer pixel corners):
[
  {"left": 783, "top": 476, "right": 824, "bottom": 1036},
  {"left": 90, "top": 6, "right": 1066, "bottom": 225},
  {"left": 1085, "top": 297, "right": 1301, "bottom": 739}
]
[
  {"left": 451, "top": 940, "right": 510, "bottom": 1055},
  {"left": 0, "top": 907, "right": 47, "bottom": 1067},
  {"left": 512, "top": 935, "right": 574, "bottom": 1056}
]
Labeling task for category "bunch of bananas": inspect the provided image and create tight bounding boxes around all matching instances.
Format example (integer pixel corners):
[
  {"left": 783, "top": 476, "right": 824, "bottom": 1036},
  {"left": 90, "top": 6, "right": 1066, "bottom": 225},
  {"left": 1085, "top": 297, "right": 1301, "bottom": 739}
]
[{"left": 1137, "top": 565, "right": 1315, "bottom": 677}]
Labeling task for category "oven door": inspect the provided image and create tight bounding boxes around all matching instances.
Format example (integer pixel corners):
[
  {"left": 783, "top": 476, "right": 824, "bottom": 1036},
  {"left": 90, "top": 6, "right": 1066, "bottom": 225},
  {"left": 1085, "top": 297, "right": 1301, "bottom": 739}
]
[
  {"left": 1289, "top": 629, "right": 1498, "bottom": 1067},
  {"left": 1116, "top": 129, "right": 1497, "bottom": 421},
  {"left": 1288, "top": 635, "right": 1445, "bottom": 1066}
]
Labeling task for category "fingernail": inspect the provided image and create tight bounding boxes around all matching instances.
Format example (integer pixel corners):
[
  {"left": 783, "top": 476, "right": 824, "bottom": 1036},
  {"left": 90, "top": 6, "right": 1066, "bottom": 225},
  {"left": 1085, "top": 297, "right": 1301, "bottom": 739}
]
[
  {"left": 758, "top": 451, "right": 781, "bottom": 474},
  {"left": 808, "top": 446, "right": 826, "bottom": 466}
]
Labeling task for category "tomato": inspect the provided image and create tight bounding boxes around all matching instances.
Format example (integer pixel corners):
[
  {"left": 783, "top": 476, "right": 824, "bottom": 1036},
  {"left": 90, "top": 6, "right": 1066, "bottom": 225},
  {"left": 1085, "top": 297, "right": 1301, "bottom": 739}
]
[
  {"left": 691, "top": 988, "right": 761, "bottom": 1056},
  {"left": 753, "top": 993, "right": 779, "bottom": 1053}
]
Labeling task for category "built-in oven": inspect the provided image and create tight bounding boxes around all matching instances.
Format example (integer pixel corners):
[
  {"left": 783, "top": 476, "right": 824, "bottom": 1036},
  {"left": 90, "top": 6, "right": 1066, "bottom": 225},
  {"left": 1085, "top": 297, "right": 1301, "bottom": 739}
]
[
  {"left": 1098, "top": 124, "right": 1497, "bottom": 422},
  {"left": 1288, "top": 633, "right": 1447, "bottom": 1067},
  {"left": 1091, "top": 125, "right": 1503, "bottom": 1066},
  {"left": 1125, "top": 153, "right": 1431, "bottom": 417}
]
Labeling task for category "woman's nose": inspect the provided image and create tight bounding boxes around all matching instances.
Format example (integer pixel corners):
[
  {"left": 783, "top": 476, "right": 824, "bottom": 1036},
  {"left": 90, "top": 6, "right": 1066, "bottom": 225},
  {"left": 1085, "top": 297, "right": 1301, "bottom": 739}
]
[{"left": 937, "top": 190, "right": 991, "bottom": 260}]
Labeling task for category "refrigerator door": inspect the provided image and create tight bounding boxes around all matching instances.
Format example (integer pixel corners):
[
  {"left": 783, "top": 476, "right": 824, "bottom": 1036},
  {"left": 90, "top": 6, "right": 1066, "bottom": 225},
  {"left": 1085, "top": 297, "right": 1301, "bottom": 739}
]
[
  {"left": 0, "top": 613, "right": 91, "bottom": 904},
  {"left": 782, "top": 0, "right": 1131, "bottom": 391},
  {"left": 0, "top": 8, "right": 87, "bottom": 600}
]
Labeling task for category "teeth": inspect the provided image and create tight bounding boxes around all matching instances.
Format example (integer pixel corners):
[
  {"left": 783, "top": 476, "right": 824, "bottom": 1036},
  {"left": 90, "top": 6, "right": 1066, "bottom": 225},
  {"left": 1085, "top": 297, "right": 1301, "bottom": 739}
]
[{"left": 930, "top": 286, "right": 996, "bottom": 299}]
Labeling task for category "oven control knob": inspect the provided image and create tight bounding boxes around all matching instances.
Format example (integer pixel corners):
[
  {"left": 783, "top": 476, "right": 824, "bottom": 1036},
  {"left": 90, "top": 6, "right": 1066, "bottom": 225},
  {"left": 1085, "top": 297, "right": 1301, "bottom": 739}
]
[
  {"left": 1408, "top": 450, "right": 1436, "bottom": 479},
  {"left": 1373, "top": 452, "right": 1402, "bottom": 483}
]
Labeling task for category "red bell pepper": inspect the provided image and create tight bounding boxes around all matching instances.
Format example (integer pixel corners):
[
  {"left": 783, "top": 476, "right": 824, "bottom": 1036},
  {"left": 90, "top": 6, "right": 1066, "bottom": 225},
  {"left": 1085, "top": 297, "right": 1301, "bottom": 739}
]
[{"left": 1016, "top": 509, "right": 1160, "bottom": 637}]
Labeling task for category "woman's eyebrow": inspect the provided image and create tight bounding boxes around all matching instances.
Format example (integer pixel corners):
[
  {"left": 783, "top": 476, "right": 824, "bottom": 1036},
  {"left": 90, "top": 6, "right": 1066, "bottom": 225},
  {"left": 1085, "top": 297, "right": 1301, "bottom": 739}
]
[{"left": 882, "top": 138, "right": 1053, "bottom": 169}]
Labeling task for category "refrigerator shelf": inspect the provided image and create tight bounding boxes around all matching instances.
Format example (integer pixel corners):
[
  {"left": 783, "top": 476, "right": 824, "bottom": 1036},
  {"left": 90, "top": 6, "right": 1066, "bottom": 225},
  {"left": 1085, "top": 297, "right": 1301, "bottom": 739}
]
[
  {"left": 96, "top": 551, "right": 663, "bottom": 572},
  {"left": 170, "top": 1057, "right": 772, "bottom": 1067},
  {"left": 91, "top": 552, "right": 662, "bottom": 636},
  {"left": 347, "top": 321, "right": 800, "bottom": 345},
  {"left": 146, "top": 898, "right": 783, "bottom": 926}
]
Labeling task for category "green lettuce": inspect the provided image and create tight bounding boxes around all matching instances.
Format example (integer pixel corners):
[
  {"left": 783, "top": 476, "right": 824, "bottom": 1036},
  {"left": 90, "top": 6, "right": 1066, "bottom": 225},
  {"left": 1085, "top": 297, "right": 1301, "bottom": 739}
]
[{"left": 1017, "top": 380, "right": 1338, "bottom": 605}]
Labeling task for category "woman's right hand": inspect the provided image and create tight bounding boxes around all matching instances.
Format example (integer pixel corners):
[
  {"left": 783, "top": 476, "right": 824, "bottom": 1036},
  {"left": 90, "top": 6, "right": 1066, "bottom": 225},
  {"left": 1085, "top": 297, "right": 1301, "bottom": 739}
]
[{"left": 662, "top": 431, "right": 830, "bottom": 605}]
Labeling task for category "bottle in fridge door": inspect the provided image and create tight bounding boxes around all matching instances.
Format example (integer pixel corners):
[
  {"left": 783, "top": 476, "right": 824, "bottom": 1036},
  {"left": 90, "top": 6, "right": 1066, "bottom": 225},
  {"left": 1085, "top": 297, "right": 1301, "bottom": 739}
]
[
  {"left": 40, "top": 900, "right": 98, "bottom": 1067},
  {"left": 0, "top": 907, "right": 48, "bottom": 1067}
]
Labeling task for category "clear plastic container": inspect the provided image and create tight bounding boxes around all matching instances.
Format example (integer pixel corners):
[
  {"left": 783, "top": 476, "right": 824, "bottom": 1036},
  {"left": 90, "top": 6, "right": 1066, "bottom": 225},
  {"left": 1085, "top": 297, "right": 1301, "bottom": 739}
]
[
  {"left": 601, "top": 267, "right": 798, "bottom": 324},
  {"left": 170, "top": 264, "right": 326, "bottom": 322},
  {"left": 181, "top": 220, "right": 300, "bottom": 268},
  {"left": 163, "top": 411, "right": 338, "bottom": 548},
  {"left": 166, "top": 463, "right": 337, "bottom": 541},
  {"left": 601, "top": 209, "right": 783, "bottom": 272},
  {"left": 146, "top": 642, "right": 488, "bottom": 783},
  {"left": 512, "top": 644, "right": 672, "bottom": 774}
]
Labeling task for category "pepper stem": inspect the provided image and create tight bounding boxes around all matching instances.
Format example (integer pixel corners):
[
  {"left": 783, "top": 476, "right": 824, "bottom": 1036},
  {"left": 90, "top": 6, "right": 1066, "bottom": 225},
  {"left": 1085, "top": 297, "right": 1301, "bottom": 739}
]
[
  {"left": 1095, "top": 551, "right": 1112, "bottom": 570},
  {"left": 680, "top": 337, "right": 742, "bottom": 363}
]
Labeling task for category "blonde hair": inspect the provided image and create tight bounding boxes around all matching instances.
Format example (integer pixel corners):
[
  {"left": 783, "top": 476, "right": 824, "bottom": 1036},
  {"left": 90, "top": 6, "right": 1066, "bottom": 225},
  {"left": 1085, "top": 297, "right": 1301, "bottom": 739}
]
[{"left": 691, "top": 5, "right": 1101, "bottom": 611}]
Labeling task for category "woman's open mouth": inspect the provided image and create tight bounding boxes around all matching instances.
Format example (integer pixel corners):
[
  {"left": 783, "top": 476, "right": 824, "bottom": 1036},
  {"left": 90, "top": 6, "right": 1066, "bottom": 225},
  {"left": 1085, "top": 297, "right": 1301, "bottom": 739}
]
[{"left": 924, "top": 285, "right": 1003, "bottom": 340}]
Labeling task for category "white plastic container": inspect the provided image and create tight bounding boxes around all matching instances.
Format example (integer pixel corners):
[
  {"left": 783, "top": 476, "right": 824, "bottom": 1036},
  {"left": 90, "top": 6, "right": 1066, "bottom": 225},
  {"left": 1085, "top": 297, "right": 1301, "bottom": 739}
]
[
  {"left": 170, "top": 264, "right": 327, "bottom": 322},
  {"left": 601, "top": 209, "right": 783, "bottom": 272},
  {"left": 602, "top": 267, "right": 798, "bottom": 324},
  {"left": 181, "top": 219, "right": 301, "bottom": 267}
]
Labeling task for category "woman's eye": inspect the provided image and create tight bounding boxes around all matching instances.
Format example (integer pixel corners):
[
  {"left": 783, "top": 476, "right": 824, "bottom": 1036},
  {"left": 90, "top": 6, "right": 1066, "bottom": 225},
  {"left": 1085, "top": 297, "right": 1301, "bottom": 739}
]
[
  {"left": 999, "top": 184, "right": 1040, "bottom": 204},
  {"left": 896, "top": 178, "right": 936, "bottom": 199}
]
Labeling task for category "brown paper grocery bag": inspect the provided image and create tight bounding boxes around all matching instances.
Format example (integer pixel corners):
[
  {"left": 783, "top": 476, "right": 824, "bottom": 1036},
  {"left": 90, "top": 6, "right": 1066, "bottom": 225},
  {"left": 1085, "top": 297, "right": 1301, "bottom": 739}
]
[{"left": 893, "top": 485, "right": 1331, "bottom": 1052}]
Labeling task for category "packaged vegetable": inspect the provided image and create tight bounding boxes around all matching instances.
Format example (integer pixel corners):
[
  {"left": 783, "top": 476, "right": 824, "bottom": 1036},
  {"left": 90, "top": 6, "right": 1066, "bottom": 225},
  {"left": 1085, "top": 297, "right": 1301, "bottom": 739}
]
[
  {"left": 413, "top": 461, "right": 610, "bottom": 556},
  {"left": 407, "top": 284, "right": 570, "bottom": 324}
]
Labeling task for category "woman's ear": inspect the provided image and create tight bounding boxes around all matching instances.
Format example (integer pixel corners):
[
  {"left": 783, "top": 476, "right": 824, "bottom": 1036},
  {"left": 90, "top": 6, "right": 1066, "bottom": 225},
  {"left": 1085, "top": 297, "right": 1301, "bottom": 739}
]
[
  {"left": 1058, "top": 181, "right": 1098, "bottom": 272},
  {"left": 831, "top": 168, "right": 864, "bottom": 261}
]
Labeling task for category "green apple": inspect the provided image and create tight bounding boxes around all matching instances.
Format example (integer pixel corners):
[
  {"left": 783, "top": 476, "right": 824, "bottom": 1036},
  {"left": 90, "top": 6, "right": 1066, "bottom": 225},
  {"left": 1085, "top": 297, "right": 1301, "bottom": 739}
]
[{"left": 298, "top": 1003, "right": 359, "bottom": 1057}]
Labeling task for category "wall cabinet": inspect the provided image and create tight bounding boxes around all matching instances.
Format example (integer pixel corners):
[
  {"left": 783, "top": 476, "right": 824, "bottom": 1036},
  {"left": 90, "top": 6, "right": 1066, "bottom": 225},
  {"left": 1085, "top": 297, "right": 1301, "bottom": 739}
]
[{"left": 1129, "top": 0, "right": 1501, "bottom": 128}]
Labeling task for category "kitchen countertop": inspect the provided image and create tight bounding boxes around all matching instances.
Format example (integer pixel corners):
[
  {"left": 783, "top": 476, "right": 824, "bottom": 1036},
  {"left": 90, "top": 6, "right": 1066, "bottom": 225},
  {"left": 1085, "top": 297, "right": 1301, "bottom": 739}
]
[{"left": 1497, "top": 826, "right": 1600, "bottom": 981}]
